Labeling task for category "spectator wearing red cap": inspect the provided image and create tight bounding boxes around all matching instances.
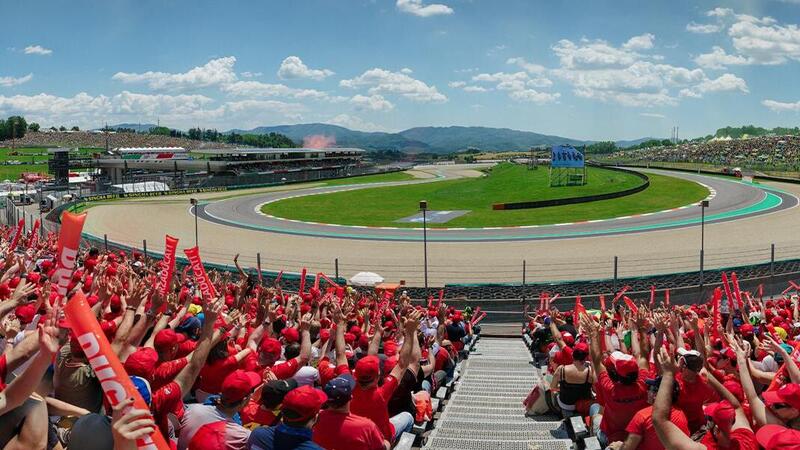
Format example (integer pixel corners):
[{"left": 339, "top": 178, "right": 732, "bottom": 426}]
[
  {"left": 756, "top": 424, "right": 800, "bottom": 449},
  {"left": 550, "top": 341, "right": 594, "bottom": 418},
  {"left": 196, "top": 339, "right": 254, "bottom": 402},
  {"left": 652, "top": 348, "right": 757, "bottom": 450},
  {"left": 444, "top": 310, "right": 467, "bottom": 352},
  {"left": 247, "top": 385, "right": 327, "bottom": 450},
  {"left": 608, "top": 375, "right": 688, "bottom": 450},
  {"left": 674, "top": 347, "right": 718, "bottom": 433},
  {"left": 148, "top": 328, "right": 189, "bottom": 390},
  {"left": 313, "top": 374, "right": 388, "bottom": 450},
  {"left": 248, "top": 314, "right": 312, "bottom": 382},
  {"left": 351, "top": 310, "right": 421, "bottom": 443},
  {"left": 179, "top": 369, "right": 261, "bottom": 449},
  {"left": 579, "top": 314, "right": 649, "bottom": 447}
]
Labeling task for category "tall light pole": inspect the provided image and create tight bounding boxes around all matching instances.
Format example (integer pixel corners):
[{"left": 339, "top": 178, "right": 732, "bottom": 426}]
[
  {"left": 700, "top": 199, "right": 709, "bottom": 288},
  {"left": 420, "top": 200, "right": 428, "bottom": 292},
  {"left": 190, "top": 198, "right": 199, "bottom": 247}
]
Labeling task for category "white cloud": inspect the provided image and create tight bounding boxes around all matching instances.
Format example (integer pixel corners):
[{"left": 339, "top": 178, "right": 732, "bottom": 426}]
[
  {"left": 350, "top": 94, "right": 394, "bottom": 112},
  {"left": 0, "top": 74, "right": 33, "bottom": 87},
  {"left": 396, "top": 0, "right": 453, "bottom": 17},
  {"left": 686, "top": 22, "right": 722, "bottom": 34},
  {"left": 112, "top": 56, "right": 237, "bottom": 90},
  {"left": 694, "top": 46, "right": 750, "bottom": 69},
  {"left": 277, "top": 56, "right": 334, "bottom": 81},
  {"left": 221, "top": 80, "right": 331, "bottom": 101},
  {"left": 707, "top": 7, "right": 734, "bottom": 18},
  {"left": 553, "top": 38, "right": 642, "bottom": 69},
  {"left": 0, "top": 90, "right": 306, "bottom": 129},
  {"left": 240, "top": 71, "right": 262, "bottom": 78},
  {"left": 24, "top": 45, "right": 52, "bottom": 55},
  {"left": 728, "top": 14, "right": 800, "bottom": 65},
  {"left": 640, "top": 112, "right": 666, "bottom": 118},
  {"left": 762, "top": 99, "right": 800, "bottom": 112},
  {"left": 325, "top": 114, "right": 384, "bottom": 132},
  {"left": 463, "top": 85, "right": 488, "bottom": 92},
  {"left": 455, "top": 68, "right": 479, "bottom": 73},
  {"left": 340, "top": 68, "right": 447, "bottom": 103},
  {"left": 400, "top": 68, "right": 413, "bottom": 74},
  {"left": 508, "top": 89, "right": 560, "bottom": 104},
  {"left": 551, "top": 34, "right": 748, "bottom": 107},
  {"left": 622, "top": 33, "right": 655, "bottom": 50},
  {"left": 448, "top": 81, "right": 466, "bottom": 88},
  {"left": 473, "top": 71, "right": 530, "bottom": 91},
  {"left": 506, "top": 57, "right": 546, "bottom": 74}
]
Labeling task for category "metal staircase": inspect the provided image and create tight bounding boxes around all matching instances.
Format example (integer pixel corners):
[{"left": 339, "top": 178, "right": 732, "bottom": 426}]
[{"left": 421, "top": 338, "right": 572, "bottom": 450}]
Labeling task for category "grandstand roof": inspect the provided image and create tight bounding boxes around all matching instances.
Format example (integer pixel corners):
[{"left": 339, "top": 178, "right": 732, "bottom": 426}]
[{"left": 192, "top": 147, "right": 366, "bottom": 155}]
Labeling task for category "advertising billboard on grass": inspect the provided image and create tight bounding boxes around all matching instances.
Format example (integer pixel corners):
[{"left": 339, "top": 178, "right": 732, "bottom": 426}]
[{"left": 551, "top": 145, "right": 585, "bottom": 168}]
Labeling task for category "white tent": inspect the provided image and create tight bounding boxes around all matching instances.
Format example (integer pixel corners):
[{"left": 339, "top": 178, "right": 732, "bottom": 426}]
[{"left": 349, "top": 272, "right": 384, "bottom": 287}]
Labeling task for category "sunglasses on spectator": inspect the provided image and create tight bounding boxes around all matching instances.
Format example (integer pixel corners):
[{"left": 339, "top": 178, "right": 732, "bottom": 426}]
[{"left": 771, "top": 403, "right": 790, "bottom": 410}]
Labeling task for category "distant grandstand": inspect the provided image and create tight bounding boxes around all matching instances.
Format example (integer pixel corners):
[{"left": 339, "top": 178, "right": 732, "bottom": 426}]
[
  {"left": 604, "top": 134, "right": 800, "bottom": 171},
  {"left": 92, "top": 146, "right": 370, "bottom": 188}
]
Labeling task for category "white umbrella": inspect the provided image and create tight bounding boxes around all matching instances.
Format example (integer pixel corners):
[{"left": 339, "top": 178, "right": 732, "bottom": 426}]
[{"left": 349, "top": 271, "right": 384, "bottom": 286}]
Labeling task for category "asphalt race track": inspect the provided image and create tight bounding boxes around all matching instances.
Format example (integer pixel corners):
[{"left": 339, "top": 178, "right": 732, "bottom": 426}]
[
  {"left": 198, "top": 168, "right": 797, "bottom": 242},
  {"left": 81, "top": 165, "right": 800, "bottom": 285}
]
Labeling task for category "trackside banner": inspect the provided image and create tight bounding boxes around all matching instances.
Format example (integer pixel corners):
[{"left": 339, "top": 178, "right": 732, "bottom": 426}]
[
  {"left": 157, "top": 235, "right": 179, "bottom": 296},
  {"left": 52, "top": 212, "right": 86, "bottom": 299},
  {"left": 82, "top": 186, "right": 226, "bottom": 203},
  {"left": 65, "top": 291, "right": 170, "bottom": 450},
  {"left": 551, "top": 145, "right": 585, "bottom": 168}
]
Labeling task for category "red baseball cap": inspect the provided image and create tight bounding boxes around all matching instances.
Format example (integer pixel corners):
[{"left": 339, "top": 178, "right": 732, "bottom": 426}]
[
  {"left": 611, "top": 352, "right": 639, "bottom": 377},
  {"left": 281, "top": 385, "right": 328, "bottom": 423},
  {"left": 354, "top": 355, "right": 381, "bottom": 383},
  {"left": 704, "top": 401, "right": 736, "bottom": 432},
  {"left": 259, "top": 337, "right": 282, "bottom": 357},
  {"left": 383, "top": 341, "right": 398, "bottom": 357},
  {"left": 763, "top": 383, "right": 800, "bottom": 411},
  {"left": 123, "top": 348, "right": 158, "bottom": 379},
  {"left": 154, "top": 329, "right": 186, "bottom": 352},
  {"left": 188, "top": 421, "right": 230, "bottom": 450},
  {"left": 14, "top": 304, "right": 36, "bottom": 324},
  {"left": 281, "top": 327, "right": 300, "bottom": 343},
  {"left": 756, "top": 424, "right": 800, "bottom": 449},
  {"left": 221, "top": 370, "right": 261, "bottom": 403},
  {"left": 561, "top": 332, "right": 575, "bottom": 346},
  {"left": 573, "top": 342, "right": 589, "bottom": 354}
]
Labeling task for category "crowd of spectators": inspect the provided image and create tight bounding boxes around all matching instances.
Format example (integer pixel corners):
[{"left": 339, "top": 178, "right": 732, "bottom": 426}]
[
  {"left": 1, "top": 132, "right": 235, "bottom": 152},
  {"left": 604, "top": 135, "right": 800, "bottom": 170},
  {"left": 524, "top": 288, "right": 800, "bottom": 449},
  {"left": 0, "top": 223, "right": 479, "bottom": 450}
]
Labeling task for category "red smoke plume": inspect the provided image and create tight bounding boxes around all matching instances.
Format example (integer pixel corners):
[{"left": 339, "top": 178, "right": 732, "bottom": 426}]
[{"left": 303, "top": 134, "right": 336, "bottom": 149}]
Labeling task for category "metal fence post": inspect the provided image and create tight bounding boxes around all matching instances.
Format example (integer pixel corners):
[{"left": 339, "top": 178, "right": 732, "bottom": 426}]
[
  {"left": 770, "top": 243, "right": 775, "bottom": 281},
  {"left": 522, "top": 259, "right": 526, "bottom": 286},
  {"left": 613, "top": 256, "right": 618, "bottom": 293},
  {"left": 104, "top": 234, "right": 108, "bottom": 251},
  {"left": 143, "top": 239, "right": 147, "bottom": 259},
  {"left": 257, "top": 252, "right": 261, "bottom": 273},
  {"left": 335, "top": 258, "right": 339, "bottom": 280}
]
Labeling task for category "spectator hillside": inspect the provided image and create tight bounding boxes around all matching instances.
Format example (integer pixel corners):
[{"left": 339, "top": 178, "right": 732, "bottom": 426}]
[{"left": 604, "top": 135, "right": 800, "bottom": 170}]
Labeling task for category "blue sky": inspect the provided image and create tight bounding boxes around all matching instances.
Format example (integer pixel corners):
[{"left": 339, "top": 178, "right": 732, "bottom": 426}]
[{"left": 1, "top": 0, "right": 799, "bottom": 140}]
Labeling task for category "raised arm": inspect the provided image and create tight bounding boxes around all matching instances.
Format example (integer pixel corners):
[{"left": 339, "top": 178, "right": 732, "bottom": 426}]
[
  {"left": 652, "top": 348, "right": 705, "bottom": 450},
  {"left": 729, "top": 335, "right": 781, "bottom": 426},
  {"left": 173, "top": 298, "right": 223, "bottom": 394}
]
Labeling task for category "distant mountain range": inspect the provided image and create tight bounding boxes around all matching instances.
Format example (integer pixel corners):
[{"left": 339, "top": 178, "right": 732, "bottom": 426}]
[{"left": 105, "top": 122, "right": 657, "bottom": 153}]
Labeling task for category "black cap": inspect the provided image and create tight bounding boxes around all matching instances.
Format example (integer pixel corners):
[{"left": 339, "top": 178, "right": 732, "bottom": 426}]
[{"left": 261, "top": 379, "right": 298, "bottom": 408}]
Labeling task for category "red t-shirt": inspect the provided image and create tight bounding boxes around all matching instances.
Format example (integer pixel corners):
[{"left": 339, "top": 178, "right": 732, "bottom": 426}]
[
  {"left": 675, "top": 372, "right": 719, "bottom": 433},
  {"left": 0, "top": 354, "right": 7, "bottom": 392},
  {"left": 239, "top": 400, "right": 278, "bottom": 428},
  {"left": 351, "top": 375, "right": 399, "bottom": 441},
  {"left": 151, "top": 381, "right": 184, "bottom": 441},
  {"left": 152, "top": 358, "right": 188, "bottom": 390},
  {"left": 626, "top": 406, "right": 689, "bottom": 450},
  {"left": 177, "top": 339, "right": 197, "bottom": 358},
  {"left": 318, "top": 360, "right": 351, "bottom": 388},
  {"left": 434, "top": 349, "right": 451, "bottom": 372},
  {"left": 313, "top": 409, "right": 386, "bottom": 450},
  {"left": 197, "top": 356, "right": 239, "bottom": 394},
  {"left": 700, "top": 428, "right": 758, "bottom": 450},
  {"left": 596, "top": 371, "right": 649, "bottom": 442},
  {"left": 263, "top": 358, "right": 300, "bottom": 380}
]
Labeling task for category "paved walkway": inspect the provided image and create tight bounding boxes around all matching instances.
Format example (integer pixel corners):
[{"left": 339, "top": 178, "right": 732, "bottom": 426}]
[{"left": 423, "top": 338, "right": 569, "bottom": 450}]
